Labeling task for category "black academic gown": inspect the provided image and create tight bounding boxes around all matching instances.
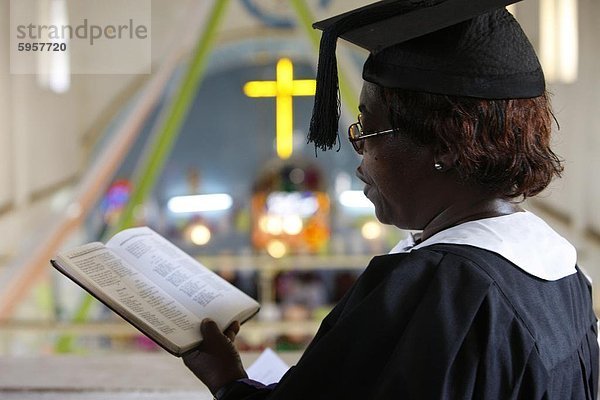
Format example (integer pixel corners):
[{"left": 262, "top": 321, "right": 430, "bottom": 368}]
[{"left": 222, "top": 244, "right": 599, "bottom": 399}]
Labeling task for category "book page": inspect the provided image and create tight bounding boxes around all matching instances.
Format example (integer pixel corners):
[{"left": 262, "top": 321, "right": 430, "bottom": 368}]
[
  {"left": 247, "top": 348, "right": 290, "bottom": 385},
  {"left": 105, "top": 227, "right": 259, "bottom": 331},
  {"left": 56, "top": 242, "right": 204, "bottom": 351}
]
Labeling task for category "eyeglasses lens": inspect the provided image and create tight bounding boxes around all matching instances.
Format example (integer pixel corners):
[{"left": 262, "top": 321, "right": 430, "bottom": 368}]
[
  {"left": 348, "top": 123, "right": 362, "bottom": 154},
  {"left": 349, "top": 123, "right": 360, "bottom": 140}
]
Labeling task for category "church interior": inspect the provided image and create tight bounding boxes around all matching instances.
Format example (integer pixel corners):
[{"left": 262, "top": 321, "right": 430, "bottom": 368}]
[{"left": 0, "top": 0, "right": 599, "bottom": 398}]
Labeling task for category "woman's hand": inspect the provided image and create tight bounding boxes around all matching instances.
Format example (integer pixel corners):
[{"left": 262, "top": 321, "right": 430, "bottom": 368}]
[{"left": 183, "top": 319, "right": 247, "bottom": 394}]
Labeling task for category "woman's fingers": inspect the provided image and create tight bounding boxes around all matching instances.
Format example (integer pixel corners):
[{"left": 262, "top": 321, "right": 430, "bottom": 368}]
[
  {"left": 200, "top": 319, "right": 240, "bottom": 343},
  {"left": 183, "top": 319, "right": 247, "bottom": 393},
  {"left": 224, "top": 321, "right": 240, "bottom": 342},
  {"left": 200, "top": 319, "right": 222, "bottom": 345}
]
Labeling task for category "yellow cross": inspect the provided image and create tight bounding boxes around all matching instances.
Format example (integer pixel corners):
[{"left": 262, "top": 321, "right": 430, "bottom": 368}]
[{"left": 243, "top": 58, "right": 316, "bottom": 160}]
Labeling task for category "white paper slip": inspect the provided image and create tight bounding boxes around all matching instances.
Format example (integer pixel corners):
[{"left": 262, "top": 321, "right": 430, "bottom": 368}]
[{"left": 247, "top": 348, "right": 290, "bottom": 385}]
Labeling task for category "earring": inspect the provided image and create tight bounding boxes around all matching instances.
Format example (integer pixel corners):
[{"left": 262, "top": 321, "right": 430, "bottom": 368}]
[{"left": 434, "top": 162, "right": 444, "bottom": 171}]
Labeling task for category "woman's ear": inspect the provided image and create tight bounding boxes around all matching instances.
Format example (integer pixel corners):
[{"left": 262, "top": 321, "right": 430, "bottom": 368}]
[{"left": 433, "top": 146, "right": 458, "bottom": 171}]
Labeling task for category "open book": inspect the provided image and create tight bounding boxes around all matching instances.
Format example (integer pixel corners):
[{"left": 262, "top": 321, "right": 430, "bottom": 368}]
[{"left": 51, "top": 227, "right": 260, "bottom": 356}]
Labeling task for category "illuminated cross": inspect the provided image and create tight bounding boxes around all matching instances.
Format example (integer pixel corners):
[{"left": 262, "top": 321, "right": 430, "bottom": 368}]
[{"left": 243, "top": 58, "right": 316, "bottom": 160}]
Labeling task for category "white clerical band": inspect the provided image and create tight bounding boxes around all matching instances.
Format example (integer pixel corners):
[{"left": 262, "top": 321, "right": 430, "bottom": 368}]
[{"left": 389, "top": 211, "right": 577, "bottom": 281}]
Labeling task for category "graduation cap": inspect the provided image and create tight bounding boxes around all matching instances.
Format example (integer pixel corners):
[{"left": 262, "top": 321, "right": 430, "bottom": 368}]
[{"left": 308, "top": 0, "right": 545, "bottom": 151}]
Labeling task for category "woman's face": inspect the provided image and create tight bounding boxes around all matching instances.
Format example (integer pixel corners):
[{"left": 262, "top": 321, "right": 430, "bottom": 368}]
[{"left": 355, "top": 82, "right": 442, "bottom": 230}]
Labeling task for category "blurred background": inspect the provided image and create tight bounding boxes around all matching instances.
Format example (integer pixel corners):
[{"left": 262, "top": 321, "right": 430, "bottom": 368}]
[{"left": 0, "top": 0, "right": 598, "bottom": 358}]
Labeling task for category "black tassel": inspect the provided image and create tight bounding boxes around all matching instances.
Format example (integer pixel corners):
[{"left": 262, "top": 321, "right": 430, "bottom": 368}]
[
  {"left": 308, "top": 0, "right": 421, "bottom": 152},
  {"left": 308, "top": 26, "right": 343, "bottom": 151}
]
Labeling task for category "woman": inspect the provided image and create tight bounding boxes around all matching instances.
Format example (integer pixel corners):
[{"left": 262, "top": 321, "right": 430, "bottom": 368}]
[{"left": 183, "top": 1, "right": 599, "bottom": 398}]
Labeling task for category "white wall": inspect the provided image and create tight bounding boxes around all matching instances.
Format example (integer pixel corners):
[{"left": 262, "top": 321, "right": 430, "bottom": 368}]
[
  {"left": 0, "top": 0, "right": 17, "bottom": 258},
  {"left": 497, "top": 0, "right": 600, "bottom": 238},
  {"left": 544, "top": 0, "right": 600, "bottom": 234},
  {"left": 0, "top": 0, "right": 204, "bottom": 259},
  {"left": 0, "top": 0, "right": 12, "bottom": 209}
]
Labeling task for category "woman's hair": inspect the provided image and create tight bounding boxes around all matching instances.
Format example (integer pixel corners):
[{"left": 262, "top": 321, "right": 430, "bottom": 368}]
[{"left": 379, "top": 86, "right": 564, "bottom": 199}]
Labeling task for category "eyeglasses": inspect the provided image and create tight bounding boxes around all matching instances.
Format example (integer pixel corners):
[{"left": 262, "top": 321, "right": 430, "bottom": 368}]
[{"left": 347, "top": 114, "right": 396, "bottom": 154}]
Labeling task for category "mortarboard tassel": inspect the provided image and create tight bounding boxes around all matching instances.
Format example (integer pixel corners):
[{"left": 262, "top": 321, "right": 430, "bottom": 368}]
[
  {"left": 308, "top": 0, "right": 423, "bottom": 152},
  {"left": 308, "top": 24, "right": 344, "bottom": 152}
]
